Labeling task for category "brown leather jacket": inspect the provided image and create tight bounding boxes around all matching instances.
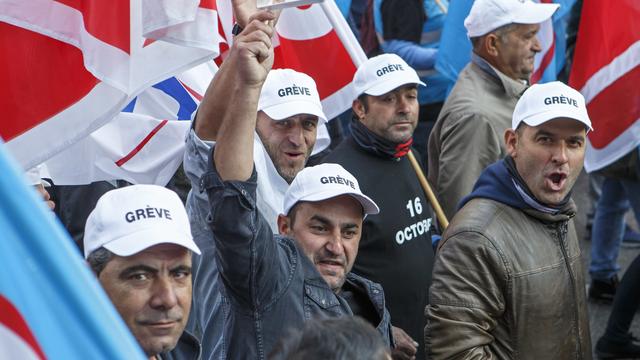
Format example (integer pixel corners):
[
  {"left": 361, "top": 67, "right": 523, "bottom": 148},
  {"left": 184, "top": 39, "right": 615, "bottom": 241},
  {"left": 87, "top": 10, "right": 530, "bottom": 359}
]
[{"left": 425, "top": 198, "right": 591, "bottom": 360}]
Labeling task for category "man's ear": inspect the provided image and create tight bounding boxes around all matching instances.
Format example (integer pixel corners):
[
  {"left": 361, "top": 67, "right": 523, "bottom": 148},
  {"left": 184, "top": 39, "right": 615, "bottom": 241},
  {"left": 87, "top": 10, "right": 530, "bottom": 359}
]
[
  {"left": 504, "top": 128, "right": 518, "bottom": 157},
  {"left": 277, "top": 214, "right": 291, "bottom": 236},
  {"left": 352, "top": 99, "right": 365, "bottom": 121},
  {"left": 484, "top": 33, "right": 500, "bottom": 58}
]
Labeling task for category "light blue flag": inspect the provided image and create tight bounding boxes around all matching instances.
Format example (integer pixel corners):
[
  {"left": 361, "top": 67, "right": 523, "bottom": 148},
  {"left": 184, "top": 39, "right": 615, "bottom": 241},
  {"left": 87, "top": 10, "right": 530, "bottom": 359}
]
[
  {"left": 435, "top": 0, "right": 576, "bottom": 88},
  {"left": 0, "top": 141, "right": 145, "bottom": 359}
]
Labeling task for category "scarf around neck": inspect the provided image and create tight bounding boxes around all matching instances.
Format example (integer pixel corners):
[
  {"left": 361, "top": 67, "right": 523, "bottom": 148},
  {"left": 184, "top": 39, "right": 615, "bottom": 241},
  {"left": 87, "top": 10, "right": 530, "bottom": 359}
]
[{"left": 350, "top": 118, "right": 413, "bottom": 159}]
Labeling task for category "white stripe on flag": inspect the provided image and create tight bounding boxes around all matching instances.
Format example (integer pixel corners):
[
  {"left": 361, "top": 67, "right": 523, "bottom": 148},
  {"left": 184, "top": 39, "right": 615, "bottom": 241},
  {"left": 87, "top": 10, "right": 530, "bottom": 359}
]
[{"left": 579, "top": 41, "right": 640, "bottom": 103}]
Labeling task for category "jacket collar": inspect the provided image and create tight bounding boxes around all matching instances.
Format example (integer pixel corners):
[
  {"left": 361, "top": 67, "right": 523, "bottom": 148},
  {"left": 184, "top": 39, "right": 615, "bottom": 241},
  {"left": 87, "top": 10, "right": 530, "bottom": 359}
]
[{"left": 471, "top": 53, "right": 528, "bottom": 99}]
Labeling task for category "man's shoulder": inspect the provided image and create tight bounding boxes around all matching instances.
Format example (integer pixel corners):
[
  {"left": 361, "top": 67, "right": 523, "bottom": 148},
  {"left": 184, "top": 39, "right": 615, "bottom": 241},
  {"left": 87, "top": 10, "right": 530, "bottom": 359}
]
[
  {"left": 163, "top": 330, "right": 201, "bottom": 360},
  {"left": 322, "top": 137, "right": 372, "bottom": 171},
  {"left": 440, "top": 63, "right": 507, "bottom": 117},
  {"left": 445, "top": 198, "right": 518, "bottom": 237},
  {"left": 323, "top": 137, "right": 360, "bottom": 160}
]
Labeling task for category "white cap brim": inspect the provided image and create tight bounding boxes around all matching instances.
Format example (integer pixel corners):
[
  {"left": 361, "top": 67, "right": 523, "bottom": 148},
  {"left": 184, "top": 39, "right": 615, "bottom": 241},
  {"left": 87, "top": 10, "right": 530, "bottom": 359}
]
[
  {"left": 101, "top": 229, "right": 201, "bottom": 257},
  {"left": 363, "top": 78, "right": 426, "bottom": 97},
  {"left": 518, "top": 110, "right": 593, "bottom": 131},
  {"left": 261, "top": 100, "right": 327, "bottom": 123},
  {"left": 286, "top": 189, "right": 379, "bottom": 216}
]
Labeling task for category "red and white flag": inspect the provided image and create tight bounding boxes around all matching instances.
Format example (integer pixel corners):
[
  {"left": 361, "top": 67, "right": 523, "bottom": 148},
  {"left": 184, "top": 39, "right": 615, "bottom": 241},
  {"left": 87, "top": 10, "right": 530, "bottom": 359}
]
[
  {"left": 568, "top": 0, "right": 640, "bottom": 172},
  {"left": 217, "top": 0, "right": 366, "bottom": 121},
  {"left": 43, "top": 61, "right": 216, "bottom": 185},
  {"left": 0, "top": 0, "right": 222, "bottom": 170}
]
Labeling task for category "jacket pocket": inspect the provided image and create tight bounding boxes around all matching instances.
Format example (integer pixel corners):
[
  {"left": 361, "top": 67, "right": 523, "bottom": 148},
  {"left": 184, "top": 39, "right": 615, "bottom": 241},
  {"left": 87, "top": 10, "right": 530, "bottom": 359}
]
[{"left": 303, "top": 281, "right": 343, "bottom": 319}]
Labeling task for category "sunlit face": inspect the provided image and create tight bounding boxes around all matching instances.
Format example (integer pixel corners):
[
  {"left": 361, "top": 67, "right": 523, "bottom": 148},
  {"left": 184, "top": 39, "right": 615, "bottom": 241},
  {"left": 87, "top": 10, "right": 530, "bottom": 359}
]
[
  {"left": 98, "top": 244, "right": 192, "bottom": 357},
  {"left": 354, "top": 84, "right": 419, "bottom": 143},
  {"left": 494, "top": 23, "right": 542, "bottom": 81},
  {"left": 278, "top": 195, "right": 363, "bottom": 291},
  {"left": 505, "top": 118, "right": 587, "bottom": 206},
  {"left": 256, "top": 112, "right": 318, "bottom": 183}
]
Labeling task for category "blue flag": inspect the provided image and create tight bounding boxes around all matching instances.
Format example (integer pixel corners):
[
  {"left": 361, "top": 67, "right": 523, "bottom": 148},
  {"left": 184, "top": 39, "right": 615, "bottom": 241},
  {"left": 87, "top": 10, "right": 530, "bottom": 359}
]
[
  {"left": 435, "top": 0, "right": 576, "bottom": 88},
  {"left": 0, "top": 141, "right": 145, "bottom": 359}
]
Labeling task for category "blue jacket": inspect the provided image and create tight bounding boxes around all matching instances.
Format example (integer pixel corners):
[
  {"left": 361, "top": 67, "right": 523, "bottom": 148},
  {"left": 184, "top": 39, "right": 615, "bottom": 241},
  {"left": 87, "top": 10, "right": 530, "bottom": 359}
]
[{"left": 201, "top": 152, "right": 393, "bottom": 360}]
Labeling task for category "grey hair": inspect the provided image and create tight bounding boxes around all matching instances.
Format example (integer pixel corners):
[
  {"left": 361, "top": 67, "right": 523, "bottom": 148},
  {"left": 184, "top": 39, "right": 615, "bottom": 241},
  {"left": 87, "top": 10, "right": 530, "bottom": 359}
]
[
  {"left": 87, "top": 247, "right": 114, "bottom": 276},
  {"left": 470, "top": 23, "right": 519, "bottom": 50}
]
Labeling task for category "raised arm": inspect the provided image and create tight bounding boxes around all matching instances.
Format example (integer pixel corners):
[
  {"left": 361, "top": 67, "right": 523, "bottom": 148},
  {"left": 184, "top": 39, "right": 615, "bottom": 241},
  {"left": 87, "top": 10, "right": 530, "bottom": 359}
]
[
  {"left": 212, "top": 11, "right": 275, "bottom": 181},
  {"left": 194, "top": 0, "right": 279, "bottom": 141}
]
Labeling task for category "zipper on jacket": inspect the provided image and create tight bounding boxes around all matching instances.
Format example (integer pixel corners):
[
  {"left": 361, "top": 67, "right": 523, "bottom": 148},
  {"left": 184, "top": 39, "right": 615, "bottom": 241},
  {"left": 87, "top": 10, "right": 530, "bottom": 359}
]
[{"left": 557, "top": 221, "right": 583, "bottom": 358}]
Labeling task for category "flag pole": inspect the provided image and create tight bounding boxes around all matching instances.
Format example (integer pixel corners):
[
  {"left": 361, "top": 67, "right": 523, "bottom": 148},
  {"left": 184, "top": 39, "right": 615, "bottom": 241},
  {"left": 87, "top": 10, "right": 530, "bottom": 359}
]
[
  {"left": 319, "top": 1, "right": 367, "bottom": 65},
  {"left": 319, "top": 1, "right": 449, "bottom": 229},
  {"left": 407, "top": 150, "right": 449, "bottom": 229}
]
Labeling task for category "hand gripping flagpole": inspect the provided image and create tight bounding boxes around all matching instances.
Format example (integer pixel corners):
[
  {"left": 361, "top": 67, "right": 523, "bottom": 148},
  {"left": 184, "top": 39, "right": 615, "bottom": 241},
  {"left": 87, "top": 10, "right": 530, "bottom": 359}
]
[{"left": 319, "top": 0, "right": 449, "bottom": 230}]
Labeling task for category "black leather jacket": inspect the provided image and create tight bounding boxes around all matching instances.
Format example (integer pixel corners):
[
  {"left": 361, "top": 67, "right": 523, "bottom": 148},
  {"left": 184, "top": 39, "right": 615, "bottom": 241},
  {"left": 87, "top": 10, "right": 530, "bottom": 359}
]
[{"left": 202, "top": 160, "right": 393, "bottom": 360}]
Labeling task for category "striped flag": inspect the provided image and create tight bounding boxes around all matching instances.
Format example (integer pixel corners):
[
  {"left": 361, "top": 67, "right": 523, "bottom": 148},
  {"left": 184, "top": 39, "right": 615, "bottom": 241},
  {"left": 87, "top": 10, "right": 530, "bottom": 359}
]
[
  {"left": 0, "top": 0, "right": 221, "bottom": 170},
  {"left": 568, "top": 0, "right": 640, "bottom": 172},
  {"left": 216, "top": 0, "right": 366, "bottom": 121},
  {"left": 0, "top": 139, "right": 145, "bottom": 359},
  {"left": 43, "top": 62, "right": 217, "bottom": 186}
]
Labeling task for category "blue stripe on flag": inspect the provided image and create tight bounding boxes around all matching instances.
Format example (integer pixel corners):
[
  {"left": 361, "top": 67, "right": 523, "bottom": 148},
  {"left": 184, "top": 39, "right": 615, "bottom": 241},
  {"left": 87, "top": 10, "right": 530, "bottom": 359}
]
[
  {"left": 0, "top": 141, "right": 145, "bottom": 359},
  {"left": 152, "top": 77, "right": 198, "bottom": 120},
  {"left": 122, "top": 97, "right": 137, "bottom": 113}
]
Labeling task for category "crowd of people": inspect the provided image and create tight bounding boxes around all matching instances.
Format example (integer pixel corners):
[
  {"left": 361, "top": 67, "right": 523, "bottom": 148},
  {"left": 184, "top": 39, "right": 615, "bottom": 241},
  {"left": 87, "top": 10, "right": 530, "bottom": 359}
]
[{"left": 32, "top": 0, "right": 640, "bottom": 359}]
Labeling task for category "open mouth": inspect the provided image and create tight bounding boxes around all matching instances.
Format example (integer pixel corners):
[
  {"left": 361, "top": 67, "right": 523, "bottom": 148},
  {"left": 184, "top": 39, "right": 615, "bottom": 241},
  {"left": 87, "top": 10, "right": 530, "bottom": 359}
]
[{"left": 546, "top": 172, "right": 567, "bottom": 191}]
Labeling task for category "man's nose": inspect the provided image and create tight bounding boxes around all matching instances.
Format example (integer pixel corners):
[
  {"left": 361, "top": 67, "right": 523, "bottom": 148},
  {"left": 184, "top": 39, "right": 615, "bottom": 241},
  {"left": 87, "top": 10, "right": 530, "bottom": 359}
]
[
  {"left": 532, "top": 36, "right": 542, "bottom": 53},
  {"left": 551, "top": 142, "right": 569, "bottom": 165},
  {"left": 397, "top": 96, "right": 411, "bottom": 114},
  {"left": 149, "top": 276, "right": 178, "bottom": 310},
  {"left": 325, "top": 230, "right": 345, "bottom": 256},
  {"left": 287, "top": 124, "right": 304, "bottom": 147}
]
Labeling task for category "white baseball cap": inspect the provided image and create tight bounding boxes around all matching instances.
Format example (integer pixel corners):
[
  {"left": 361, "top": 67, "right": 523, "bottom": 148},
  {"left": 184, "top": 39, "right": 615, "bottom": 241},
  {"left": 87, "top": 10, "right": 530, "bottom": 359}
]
[
  {"left": 83, "top": 185, "right": 200, "bottom": 259},
  {"left": 353, "top": 53, "right": 425, "bottom": 97},
  {"left": 464, "top": 0, "right": 559, "bottom": 38},
  {"left": 282, "top": 163, "right": 379, "bottom": 216},
  {"left": 258, "top": 68, "right": 327, "bottom": 123},
  {"left": 512, "top": 81, "right": 592, "bottom": 131}
]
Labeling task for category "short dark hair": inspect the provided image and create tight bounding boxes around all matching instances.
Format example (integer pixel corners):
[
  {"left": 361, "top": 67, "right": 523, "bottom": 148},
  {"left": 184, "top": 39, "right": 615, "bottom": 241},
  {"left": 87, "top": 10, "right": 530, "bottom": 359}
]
[
  {"left": 268, "top": 317, "right": 389, "bottom": 360},
  {"left": 352, "top": 93, "right": 369, "bottom": 120},
  {"left": 287, "top": 202, "right": 305, "bottom": 227},
  {"left": 87, "top": 247, "right": 114, "bottom": 276}
]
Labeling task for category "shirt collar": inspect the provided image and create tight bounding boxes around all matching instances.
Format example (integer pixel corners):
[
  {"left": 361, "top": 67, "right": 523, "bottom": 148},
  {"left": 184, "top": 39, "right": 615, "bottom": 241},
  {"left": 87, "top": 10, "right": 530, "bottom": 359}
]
[{"left": 471, "top": 52, "right": 529, "bottom": 99}]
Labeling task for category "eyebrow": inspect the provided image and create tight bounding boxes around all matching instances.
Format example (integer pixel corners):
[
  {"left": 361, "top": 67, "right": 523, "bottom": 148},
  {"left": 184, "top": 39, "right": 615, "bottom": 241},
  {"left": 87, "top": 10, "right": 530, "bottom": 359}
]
[
  {"left": 342, "top": 223, "right": 360, "bottom": 230},
  {"left": 119, "top": 264, "right": 157, "bottom": 279},
  {"left": 170, "top": 264, "right": 192, "bottom": 273},
  {"left": 309, "top": 215, "right": 359, "bottom": 230},
  {"left": 309, "top": 214, "right": 332, "bottom": 226}
]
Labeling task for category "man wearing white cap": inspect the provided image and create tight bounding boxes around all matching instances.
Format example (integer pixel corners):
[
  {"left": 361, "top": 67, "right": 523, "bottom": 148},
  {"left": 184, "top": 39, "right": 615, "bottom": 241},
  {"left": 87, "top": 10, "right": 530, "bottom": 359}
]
[
  {"left": 428, "top": 0, "right": 559, "bottom": 220},
  {"left": 323, "top": 53, "right": 435, "bottom": 360},
  {"left": 197, "top": 11, "right": 396, "bottom": 359},
  {"left": 426, "top": 81, "right": 592, "bottom": 359},
  {"left": 182, "top": 10, "right": 328, "bottom": 360},
  {"left": 83, "top": 184, "right": 202, "bottom": 360}
]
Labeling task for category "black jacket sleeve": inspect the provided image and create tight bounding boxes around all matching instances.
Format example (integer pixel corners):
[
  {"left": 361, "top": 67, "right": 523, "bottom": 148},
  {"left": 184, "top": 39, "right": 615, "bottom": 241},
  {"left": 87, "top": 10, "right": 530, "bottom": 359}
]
[{"left": 380, "top": 0, "right": 426, "bottom": 43}]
